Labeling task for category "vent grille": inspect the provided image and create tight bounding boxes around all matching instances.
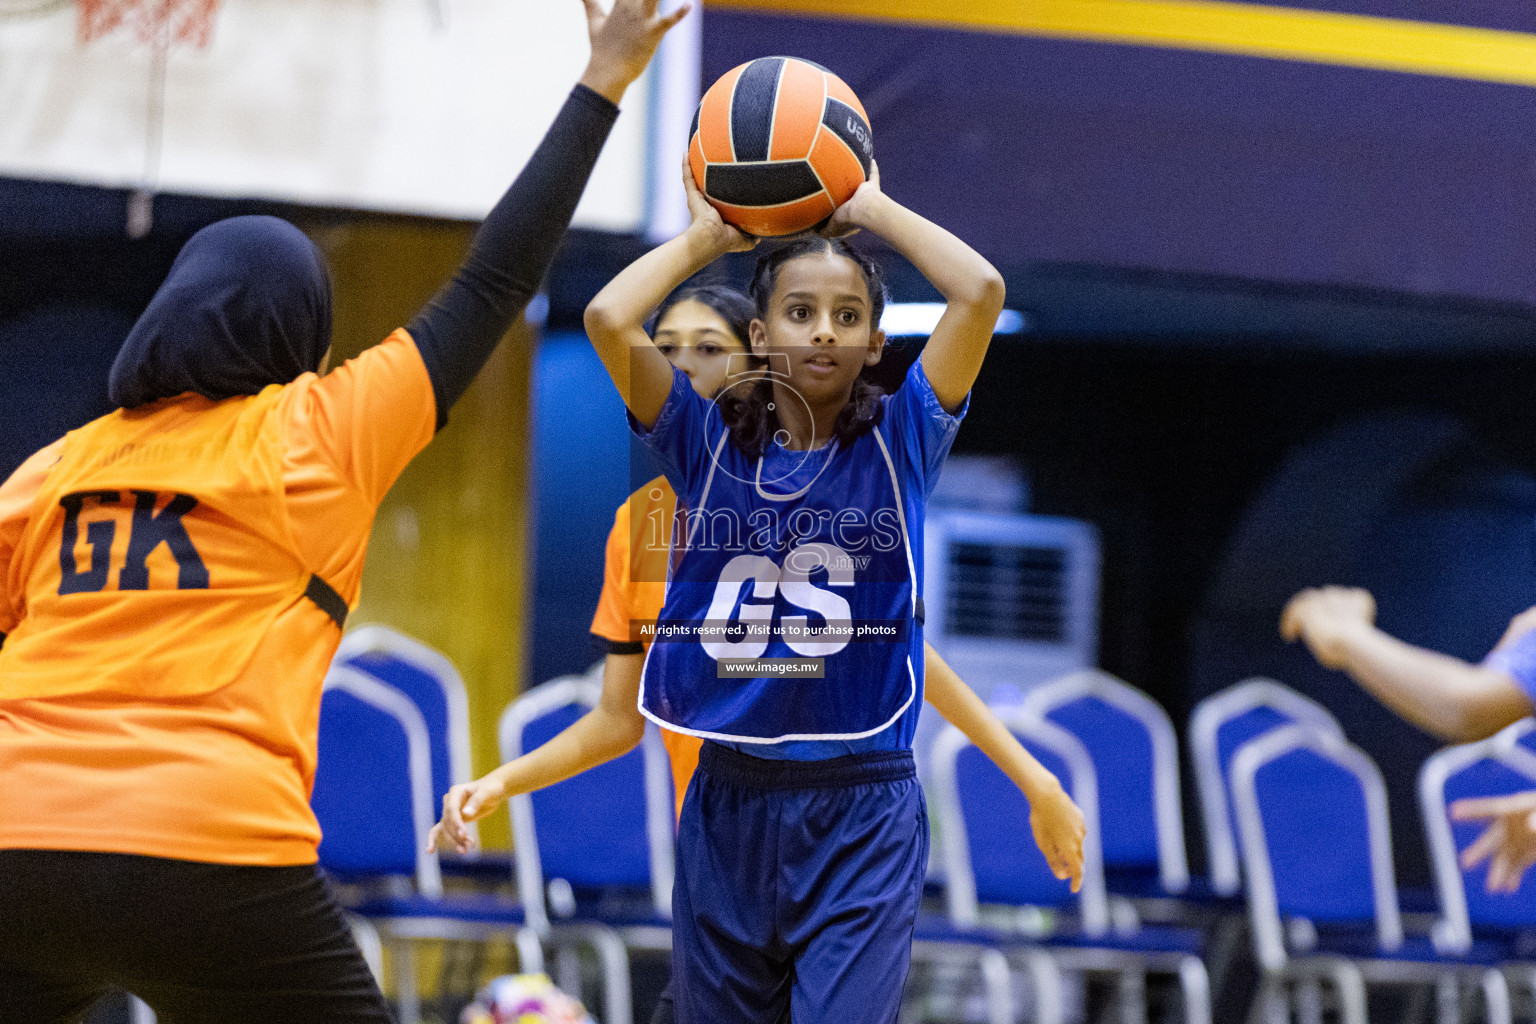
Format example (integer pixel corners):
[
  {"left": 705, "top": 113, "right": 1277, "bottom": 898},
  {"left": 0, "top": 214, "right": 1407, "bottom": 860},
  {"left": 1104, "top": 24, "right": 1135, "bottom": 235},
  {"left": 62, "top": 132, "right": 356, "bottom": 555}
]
[{"left": 944, "top": 541, "right": 1067, "bottom": 641}]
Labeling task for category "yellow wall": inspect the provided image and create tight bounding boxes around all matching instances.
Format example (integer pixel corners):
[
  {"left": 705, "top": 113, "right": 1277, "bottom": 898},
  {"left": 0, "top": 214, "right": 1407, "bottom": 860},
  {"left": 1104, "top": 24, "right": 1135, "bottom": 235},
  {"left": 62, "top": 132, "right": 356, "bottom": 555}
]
[{"left": 304, "top": 217, "right": 531, "bottom": 851}]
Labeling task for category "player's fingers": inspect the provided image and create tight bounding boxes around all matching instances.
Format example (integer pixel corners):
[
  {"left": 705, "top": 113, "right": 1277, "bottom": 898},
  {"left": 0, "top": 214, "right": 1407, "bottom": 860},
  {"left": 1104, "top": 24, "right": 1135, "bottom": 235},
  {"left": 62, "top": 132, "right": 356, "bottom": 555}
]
[
  {"left": 441, "top": 785, "right": 470, "bottom": 840},
  {"left": 578, "top": 0, "right": 604, "bottom": 31},
  {"left": 1279, "top": 601, "right": 1302, "bottom": 642},
  {"left": 462, "top": 780, "right": 503, "bottom": 824},
  {"left": 657, "top": 1, "right": 690, "bottom": 30},
  {"left": 1044, "top": 846, "right": 1068, "bottom": 880},
  {"left": 1462, "top": 823, "right": 1502, "bottom": 870},
  {"left": 1065, "top": 846, "right": 1084, "bottom": 893},
  {"left": 682, "top": 156, "right": 705, "bottom": 198},
  {"left": 1453, "top": 795, "right": 1526, "bottom": 820},
  {"left": 426, "top": 823, "right": 442, "bottom": 854},
  {"left": 1489, "top": 852, "right": 1516, "bottom": 893}
]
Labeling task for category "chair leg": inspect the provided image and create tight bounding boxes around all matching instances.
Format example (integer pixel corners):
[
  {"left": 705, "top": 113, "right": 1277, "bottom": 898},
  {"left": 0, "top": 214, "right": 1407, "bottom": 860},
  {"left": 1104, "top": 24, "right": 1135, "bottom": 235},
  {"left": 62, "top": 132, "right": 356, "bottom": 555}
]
[
  {"left": 344, "top": 912, "right": 385, "bottom": 986},
  {"left": 550, "top": 923, "right": 632, "bottom": 1024},
  {"left": 1245, "top": 975, "right": 1287, "bottom": 1024},
  {"left": 391, "top": 937, "right": 421, "bottom": 1024},
  {"left": 515, "top": 926, "right": 546, "bottom": 976},
  {"left": 1117, "top": 967, "right": 1148, "bottom": 1024},
  {"left": 1319, "top": 960, "right": 1367, "bottom": 1024},
  {"left": 1022, "top": 949, "right": 1065, "bottom": 1024},
  {"left": 1482, "top": 969, "right": 1513, "bottom": 1024},
  {"left": 979, "top": 947, "right": 1015, "bottom": 1024},
  {"left": 555, "top": 945, "right": 582, "bottom": 1003},
  {"left": 1498, "top": 966, "right": 1536, "bottom": 1024},
  {"left": 589, "top": 927, "right": 633, "bottom": 1024},
  {"left": 1297, "top": 977, "right": 1324, "bottom": 1024},
  {"left": 1177, "top": 955, "right": 1213, "bottom": 1024},
  {"left": 1436, "top": 974, "right": 1461, "bottom": 1024}
]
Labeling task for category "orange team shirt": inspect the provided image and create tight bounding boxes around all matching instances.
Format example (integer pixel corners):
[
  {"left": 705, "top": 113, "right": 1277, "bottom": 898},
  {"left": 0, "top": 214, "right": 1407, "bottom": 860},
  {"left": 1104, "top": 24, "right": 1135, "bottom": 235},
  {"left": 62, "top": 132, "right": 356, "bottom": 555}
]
[
  {"left": 589, "top": 476, "right": 701, "bottom": 820},
  {"left": 0, "top": 330, "right": 435, "bottom": 866}
]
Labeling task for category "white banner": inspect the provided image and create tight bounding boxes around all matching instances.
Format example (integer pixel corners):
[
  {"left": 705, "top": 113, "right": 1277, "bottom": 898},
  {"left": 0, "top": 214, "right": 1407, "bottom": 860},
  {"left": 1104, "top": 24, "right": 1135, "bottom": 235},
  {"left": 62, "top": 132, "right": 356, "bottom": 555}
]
[{"left": 0, "top": 0, "right": 697, "bottom": 229}]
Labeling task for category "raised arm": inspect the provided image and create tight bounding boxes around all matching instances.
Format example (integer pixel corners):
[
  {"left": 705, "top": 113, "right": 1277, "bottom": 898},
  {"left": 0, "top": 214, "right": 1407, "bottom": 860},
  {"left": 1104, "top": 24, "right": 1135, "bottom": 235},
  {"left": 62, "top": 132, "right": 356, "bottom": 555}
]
[
  {"left": 429, "top": 652, "right": 648, "bottom": 854},
  {"left": 825, "top": 166, "right": 1005, "bottom": 412},
  {"left": 922, "top": 643, "right": 1085, "bottom": 891},
  {"left": 584, "top": 163, "right": 754, "bottom": 428},
  {"left": 1281, "top": 586, "right": 1534, "bottom": 743},
  {"left": 407, "top": 0, "right": 687, "bottom": 429}
]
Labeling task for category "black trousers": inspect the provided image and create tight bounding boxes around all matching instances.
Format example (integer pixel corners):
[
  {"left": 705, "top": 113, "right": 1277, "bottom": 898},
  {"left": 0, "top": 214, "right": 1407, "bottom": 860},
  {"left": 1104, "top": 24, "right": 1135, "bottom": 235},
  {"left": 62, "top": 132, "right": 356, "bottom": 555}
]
[{"left": 0, "top": 850, "right": 394, "bottom": 1024}]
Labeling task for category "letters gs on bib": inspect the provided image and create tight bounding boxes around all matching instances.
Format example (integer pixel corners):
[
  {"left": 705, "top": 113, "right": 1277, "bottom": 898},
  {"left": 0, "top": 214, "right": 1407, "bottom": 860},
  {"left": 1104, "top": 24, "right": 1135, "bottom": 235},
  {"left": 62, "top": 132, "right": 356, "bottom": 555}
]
[
  {"left": 703, "top": 541, "right": 868, "bottom": 661},
  {"left": 57, "top": 490, "right": 209, "bottom": 594}
]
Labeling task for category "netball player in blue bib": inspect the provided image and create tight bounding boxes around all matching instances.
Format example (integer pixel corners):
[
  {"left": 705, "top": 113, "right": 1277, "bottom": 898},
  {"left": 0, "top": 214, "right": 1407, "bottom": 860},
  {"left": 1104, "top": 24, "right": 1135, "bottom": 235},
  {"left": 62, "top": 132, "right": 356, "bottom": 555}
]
[{"left": 581, "top": 162, "right": 1006, "bottom": 1023}]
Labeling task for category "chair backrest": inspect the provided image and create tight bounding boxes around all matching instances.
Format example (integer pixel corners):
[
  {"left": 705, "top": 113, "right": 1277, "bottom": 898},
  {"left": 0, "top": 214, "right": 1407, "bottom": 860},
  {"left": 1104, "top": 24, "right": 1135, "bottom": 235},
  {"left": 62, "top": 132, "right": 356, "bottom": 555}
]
[
  {"left": 335, "top": 624, "right": 472, "bottom": 800},
  {"left": 312, "top": 666, "right": 442, "bottom": 897},
  {"left": 1231, "top": 723, "right": 1399, "bottom": 972},
  {"left": 1023, "top": 669, "right": 1189, "bottom": 895},
  {"left": 1504, "top": 717, "right": 1536, "bottom": 757},
  {"left": 1190, "top": 678, "right": 1344, "bottom": 896},
  {"left": 1419, "top": 719, "right": 1536, "bottom": 952},
  {"left": 931, "top": 711, "right": 1110, "bottom": 936},
  {"left": 499, "top": 663, "right": 674, "bottom": 933}
]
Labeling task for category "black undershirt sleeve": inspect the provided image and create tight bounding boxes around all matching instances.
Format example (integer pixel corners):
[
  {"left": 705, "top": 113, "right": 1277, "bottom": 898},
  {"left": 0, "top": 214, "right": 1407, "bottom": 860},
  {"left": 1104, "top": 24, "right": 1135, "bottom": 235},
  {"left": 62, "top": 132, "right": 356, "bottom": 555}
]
[
  {"left": 593, "top": 632, "right": 645, "bottom": 660},
  {"left": 408, "top": 84, "right": 620, "bottom": 429}
]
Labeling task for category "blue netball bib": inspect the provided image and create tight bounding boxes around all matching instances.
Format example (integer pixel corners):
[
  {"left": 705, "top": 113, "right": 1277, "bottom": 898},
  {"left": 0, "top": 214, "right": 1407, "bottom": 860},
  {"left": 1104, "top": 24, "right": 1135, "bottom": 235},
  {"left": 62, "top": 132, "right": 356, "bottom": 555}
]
[{"left": 633, "top": 361, "right": 965, "bottom": 753}]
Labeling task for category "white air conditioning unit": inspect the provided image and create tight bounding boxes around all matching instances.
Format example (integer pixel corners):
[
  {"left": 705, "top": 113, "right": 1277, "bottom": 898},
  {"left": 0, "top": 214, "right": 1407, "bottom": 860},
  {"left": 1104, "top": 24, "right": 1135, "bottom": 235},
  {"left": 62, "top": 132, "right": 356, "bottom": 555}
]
[
  {"left": 914, "top": 508, "right": 1101, "bottom": 877},
  {"left": 923, "top": 509, "right": 1100, "bottom": 701}
]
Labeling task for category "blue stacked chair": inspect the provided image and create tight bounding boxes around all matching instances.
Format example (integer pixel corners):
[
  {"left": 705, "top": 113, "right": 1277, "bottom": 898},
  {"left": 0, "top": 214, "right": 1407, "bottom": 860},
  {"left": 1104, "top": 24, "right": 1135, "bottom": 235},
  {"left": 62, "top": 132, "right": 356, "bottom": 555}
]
[
  {"left": 1419, "top": 719, "right": 1536, "bottom": 1011},
  {"left": 498, "top": 664, "right": 678, "bottom": 1024},
  {"left": 1231, "top": 723, "right": 1511, "bottom": 1024},
  {"left": 1023, "top": 669, "right": 1191, "bottom": 901},
  {"left": 332, "top": 625, "right": 486, "bottom": 860},
  {"left": 312, "top": 666, "right": 542, "bottom": 1024},
  {"left": 929, "top": 712, "right": 1212, "bottom": 1024},
  {"left": 1189, "top": 678, "right": 1344, "bottom": 899}
]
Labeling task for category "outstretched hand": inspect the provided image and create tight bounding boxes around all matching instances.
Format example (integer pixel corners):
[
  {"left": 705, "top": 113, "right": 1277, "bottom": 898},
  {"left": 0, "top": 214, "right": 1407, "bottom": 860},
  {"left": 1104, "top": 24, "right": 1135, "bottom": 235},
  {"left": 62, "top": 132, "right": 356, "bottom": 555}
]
[
  {"left": 1031, "top": 779, "right": 1087, "bottom": 893},
  {"left": 1452, "top": 790, "right": 1536, "bottom": 893},
  {"left": 1280, "top": 586, "right": 1377, "bottom": 670},
  {"left": 426, "top": 772, "right": 510, "bottom": 856},
  {"left": 578, "top": 0, "right": 691, "bottom": 106}
]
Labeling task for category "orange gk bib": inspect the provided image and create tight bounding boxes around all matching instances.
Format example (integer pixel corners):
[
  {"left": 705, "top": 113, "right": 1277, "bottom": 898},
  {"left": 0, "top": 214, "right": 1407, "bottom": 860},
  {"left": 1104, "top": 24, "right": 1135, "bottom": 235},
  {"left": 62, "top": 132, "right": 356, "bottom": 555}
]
[{"left": 0, "top": 387, "right": 324, "bottom": 700}]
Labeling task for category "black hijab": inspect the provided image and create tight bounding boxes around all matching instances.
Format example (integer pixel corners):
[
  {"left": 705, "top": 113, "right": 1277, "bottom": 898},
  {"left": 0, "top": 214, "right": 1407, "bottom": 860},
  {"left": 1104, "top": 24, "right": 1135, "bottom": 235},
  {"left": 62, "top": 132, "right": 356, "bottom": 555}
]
[{"left": 109, "top": 216, "right": 332, "bottom": 409}]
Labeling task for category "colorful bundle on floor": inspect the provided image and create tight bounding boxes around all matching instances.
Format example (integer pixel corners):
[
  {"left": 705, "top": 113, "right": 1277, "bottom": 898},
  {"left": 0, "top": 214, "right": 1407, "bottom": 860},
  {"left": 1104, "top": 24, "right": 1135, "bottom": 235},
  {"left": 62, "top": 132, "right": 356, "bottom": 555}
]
[{"left": 459, "top": 973, "right": 595, "bottom": 1024}]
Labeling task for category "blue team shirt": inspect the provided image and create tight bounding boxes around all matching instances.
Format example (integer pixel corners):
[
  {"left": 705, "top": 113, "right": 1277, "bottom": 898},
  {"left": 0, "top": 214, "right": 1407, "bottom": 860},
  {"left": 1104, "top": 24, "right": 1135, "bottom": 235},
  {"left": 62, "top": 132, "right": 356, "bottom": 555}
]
[
  {"left": 632, "top": 360, "right": 966, "bottom": 760},
  {"left": 1484, "top": 625, "right": 1536, "bottom": 700}
]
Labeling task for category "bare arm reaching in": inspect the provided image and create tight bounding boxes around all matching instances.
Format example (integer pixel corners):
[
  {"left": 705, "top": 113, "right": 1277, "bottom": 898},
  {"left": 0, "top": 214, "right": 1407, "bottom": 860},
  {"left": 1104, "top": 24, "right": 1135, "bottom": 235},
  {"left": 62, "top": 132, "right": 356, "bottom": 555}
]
[{"left": 1281, "top": 586, "right": 1534, "bottom": 743}]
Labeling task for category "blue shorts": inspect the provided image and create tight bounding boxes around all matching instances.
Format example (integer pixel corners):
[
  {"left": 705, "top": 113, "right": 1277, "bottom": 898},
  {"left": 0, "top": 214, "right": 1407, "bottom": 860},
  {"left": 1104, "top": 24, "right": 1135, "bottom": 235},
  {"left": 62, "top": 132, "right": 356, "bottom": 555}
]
[{"left": 671, "top": 742, "right": 927, "bottom": 1024}]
